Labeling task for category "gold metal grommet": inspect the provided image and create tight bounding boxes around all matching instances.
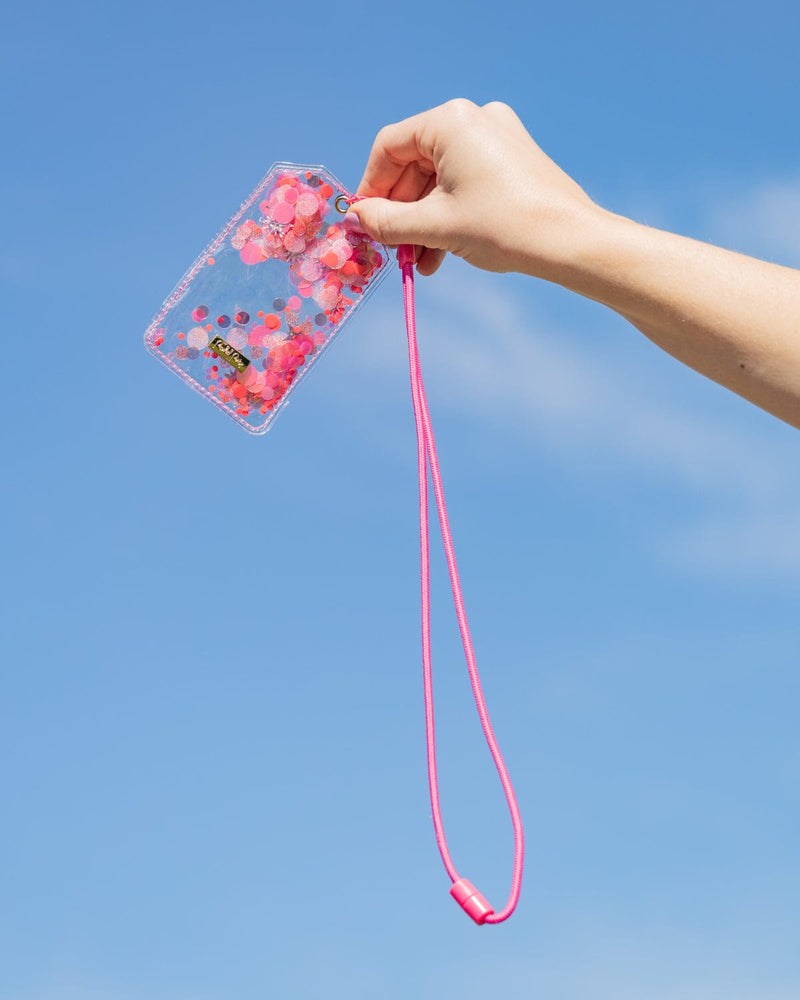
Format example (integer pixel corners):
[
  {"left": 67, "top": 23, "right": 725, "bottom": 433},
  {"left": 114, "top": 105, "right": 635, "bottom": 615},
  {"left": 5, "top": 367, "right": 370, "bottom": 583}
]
[{"left": 334, "top": 194, "right": 351, "bottom": 214}]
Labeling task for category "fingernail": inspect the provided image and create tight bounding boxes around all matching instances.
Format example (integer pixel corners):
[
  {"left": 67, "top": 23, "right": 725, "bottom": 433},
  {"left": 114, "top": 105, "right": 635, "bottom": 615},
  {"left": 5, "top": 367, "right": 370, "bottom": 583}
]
[{"left": 343, "top": 210, "right": 364, "bottom": 232}]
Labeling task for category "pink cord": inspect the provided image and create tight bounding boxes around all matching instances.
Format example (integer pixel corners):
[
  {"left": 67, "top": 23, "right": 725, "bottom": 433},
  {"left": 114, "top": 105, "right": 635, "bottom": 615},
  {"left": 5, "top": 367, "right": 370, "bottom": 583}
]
[{"left": 399, "top": 245, "right": 524, "bottom": 924}]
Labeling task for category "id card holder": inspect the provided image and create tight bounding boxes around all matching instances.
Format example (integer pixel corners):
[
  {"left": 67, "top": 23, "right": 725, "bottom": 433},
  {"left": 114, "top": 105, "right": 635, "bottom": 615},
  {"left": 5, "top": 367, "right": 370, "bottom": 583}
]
[{"left": 144, "top": 162, "right": 390, "bottom": 434}]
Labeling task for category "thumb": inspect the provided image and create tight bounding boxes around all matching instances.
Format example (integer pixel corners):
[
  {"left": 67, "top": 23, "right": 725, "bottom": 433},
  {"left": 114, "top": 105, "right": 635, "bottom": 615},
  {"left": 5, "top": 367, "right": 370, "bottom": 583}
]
[{"left": 346, "top": 195, "right": 450, "bottom": 249}]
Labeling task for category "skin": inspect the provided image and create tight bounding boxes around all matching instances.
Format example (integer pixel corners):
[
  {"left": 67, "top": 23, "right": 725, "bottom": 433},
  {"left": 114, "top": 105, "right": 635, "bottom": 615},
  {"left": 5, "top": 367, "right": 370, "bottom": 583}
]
[{"left": 349, "top": 99, "right": 800, "bottom": 429}]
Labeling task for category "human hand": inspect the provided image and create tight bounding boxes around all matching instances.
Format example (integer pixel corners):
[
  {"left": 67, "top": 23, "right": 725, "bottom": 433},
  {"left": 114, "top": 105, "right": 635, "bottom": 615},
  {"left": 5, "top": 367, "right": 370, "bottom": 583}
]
[
  {"left": 350, "top": 100, "right": 800, "bottom": 430},
  {"left": 350, "top": 99, "right": 603, "bottom": 278}
]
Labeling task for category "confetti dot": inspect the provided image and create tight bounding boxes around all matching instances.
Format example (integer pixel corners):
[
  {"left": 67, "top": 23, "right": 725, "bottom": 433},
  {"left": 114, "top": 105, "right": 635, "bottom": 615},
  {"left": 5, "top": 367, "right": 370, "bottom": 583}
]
[
  {"left": 314, "top": 313, "right": 327, "bottom": 326},
  {"left": 207, "top": 257, "right": 215, "bottom": 265},
  {"left": 237, "top": 364, "right": 257, "bottom": 387},
  {"left": 272, "top": 298, "right": 285, "bottom": 311},
  {"left": 206, "top": 323, "right": 213, "bottom": 331},
  {"left": 287, "top": 296, "right": 301, "bottom": 311},
  {"left": 187, "top": 347, "right": 199, "bottom": 359},
  {"left": 192, "top": 305, "right": 209, "bottom": 322},
  {"left": 265, "top": 314, "right": 281, "bottom": 330},
  {"left": 188, "top": 326, "right": 209, "bottom": 349},
  {"left": 295, "top": 192, "right": 318, "bottom": 217},
  {"left": 217, "top": 315, "right": 231, "bottom": 328},
  {"left": 235, "top": 311, "right": 250, "bottom": 324},
  {"left": 320, "top": 184, "right": 334, "bottom": 199},
  {"left": 272, "top": 202, "right": 294, "bottom": 224},
  {"left": 283, "top": 233, "right": 306, "bottom": 254},
  {"left": 248, "top": 325, "right": 268, "bottom": 346},
  {"left": 227, "top": 328, "right": 247, "bottom": 350},
  {"left": 241, "top": 243, "right": 265, "bottom": 265},
  {"left": 177, "top": 332, "right": 185, "bottom": 340},
  {"left": 298, "top": 259, "right": 322, "bottom": 282}
]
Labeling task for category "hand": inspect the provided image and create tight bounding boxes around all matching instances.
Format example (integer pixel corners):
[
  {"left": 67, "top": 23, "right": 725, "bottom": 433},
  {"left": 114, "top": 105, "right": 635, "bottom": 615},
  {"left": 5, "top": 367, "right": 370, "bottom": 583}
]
[
  {"left": 351, "top": 99, "right": 800, "bottom": 429},
  {"left": 351, "top": 98, "right": 602, "bottom": 278}
]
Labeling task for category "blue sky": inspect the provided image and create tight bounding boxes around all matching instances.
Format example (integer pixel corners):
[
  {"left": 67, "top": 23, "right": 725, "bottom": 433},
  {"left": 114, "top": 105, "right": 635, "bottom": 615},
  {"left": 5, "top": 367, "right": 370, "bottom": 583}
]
[{"left": 2, "top": 0, "right": 799, "bottom": 998}]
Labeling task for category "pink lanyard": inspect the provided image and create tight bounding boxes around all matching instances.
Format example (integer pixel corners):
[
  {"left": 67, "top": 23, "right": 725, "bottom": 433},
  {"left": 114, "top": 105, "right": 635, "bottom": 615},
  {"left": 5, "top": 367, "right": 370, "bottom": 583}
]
[{"left": 398, "top": 244, "right": 525, "bottom": 924}]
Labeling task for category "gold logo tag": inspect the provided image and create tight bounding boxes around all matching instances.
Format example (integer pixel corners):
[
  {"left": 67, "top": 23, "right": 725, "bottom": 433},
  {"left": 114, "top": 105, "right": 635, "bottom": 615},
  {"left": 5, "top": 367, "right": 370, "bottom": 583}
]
[{"left": 209, "top": 335, "right": 251, "bottom": 373}]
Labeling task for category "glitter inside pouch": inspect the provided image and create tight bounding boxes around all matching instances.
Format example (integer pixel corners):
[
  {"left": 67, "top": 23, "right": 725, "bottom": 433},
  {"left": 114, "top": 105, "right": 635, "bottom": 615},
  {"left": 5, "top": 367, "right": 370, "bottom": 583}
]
[{"left": 144, "top": 162, "right": 389, "bottom": 434}]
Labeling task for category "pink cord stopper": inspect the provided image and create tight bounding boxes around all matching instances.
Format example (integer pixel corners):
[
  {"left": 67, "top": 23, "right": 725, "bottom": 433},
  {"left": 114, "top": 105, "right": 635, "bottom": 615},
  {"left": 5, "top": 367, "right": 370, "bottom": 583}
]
[
  {"left": 450, "top": 879, "right": 495, "bottom": 925},
  {"left": 397, "top": 244, "right": 416, "bottom": 269}
]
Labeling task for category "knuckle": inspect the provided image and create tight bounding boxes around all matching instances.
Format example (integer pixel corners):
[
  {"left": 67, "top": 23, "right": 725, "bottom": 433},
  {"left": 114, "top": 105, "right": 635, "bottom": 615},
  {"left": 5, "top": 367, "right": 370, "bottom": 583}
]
[
  {"left": 375, "top": 122, "right": 397, "bottom": 151},
  {"left": 444, "top": 97, "right": 477, "bottom": 119},
  {"left": 482, "top": 100, "right": 515, "bottom": 118}
]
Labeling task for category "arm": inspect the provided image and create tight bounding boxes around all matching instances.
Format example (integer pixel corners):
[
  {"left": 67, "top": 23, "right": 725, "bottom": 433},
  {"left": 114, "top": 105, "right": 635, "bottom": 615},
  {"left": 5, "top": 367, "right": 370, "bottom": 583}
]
[{"left": 350, "top": 99, "right": 800, "bottom": 429}]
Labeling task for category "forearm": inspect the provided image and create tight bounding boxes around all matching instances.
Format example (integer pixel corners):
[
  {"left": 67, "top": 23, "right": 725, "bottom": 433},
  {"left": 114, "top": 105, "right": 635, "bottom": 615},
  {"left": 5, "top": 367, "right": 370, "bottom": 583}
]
[
  {"left": 355, "top": 100, "right": 800, "bottom": 427},
  {"left": 551, "top": 209, "right": 800, "bottom": 427}
]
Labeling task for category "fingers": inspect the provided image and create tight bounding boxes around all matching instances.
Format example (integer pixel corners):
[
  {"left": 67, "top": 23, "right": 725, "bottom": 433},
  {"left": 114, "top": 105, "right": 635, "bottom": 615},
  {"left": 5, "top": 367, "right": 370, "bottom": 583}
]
[
  {"left": 387, "top": 158, "right": 436, "bottom": 205},
  {"left": 347, "top": 191, "right": 450, "bottom": 251},
  {"left": 356, "top": 99, "right": 477, "bottom": 199},
  {"left": 354, "top": 101, "right": 481, "bottom": 272},
  {"left": 357, "top": 112, "right": 435, "bottom": 199},
  {"left": 416, "top": 247, "right": 447, "bottom": 275}
]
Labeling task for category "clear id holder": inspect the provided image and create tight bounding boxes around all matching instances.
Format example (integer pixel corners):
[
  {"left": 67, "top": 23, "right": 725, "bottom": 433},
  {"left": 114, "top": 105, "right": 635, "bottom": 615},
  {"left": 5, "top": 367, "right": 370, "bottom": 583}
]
[{"left": 144, "top": 163, "right": 389, "bottom": 433}]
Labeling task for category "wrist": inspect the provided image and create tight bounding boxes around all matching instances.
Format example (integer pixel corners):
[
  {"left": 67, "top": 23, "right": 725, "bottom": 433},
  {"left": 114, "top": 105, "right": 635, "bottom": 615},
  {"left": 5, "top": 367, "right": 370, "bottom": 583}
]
[{"left": 511, "top": 197, "right": 621, "bottom": 288}]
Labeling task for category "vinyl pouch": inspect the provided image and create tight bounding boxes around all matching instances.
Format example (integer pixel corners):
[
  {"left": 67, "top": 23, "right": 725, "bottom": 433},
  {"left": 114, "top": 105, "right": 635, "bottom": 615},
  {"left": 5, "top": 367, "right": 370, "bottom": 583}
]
[{"left": 144, "top": 162, "right": 389, "bottom": 434}]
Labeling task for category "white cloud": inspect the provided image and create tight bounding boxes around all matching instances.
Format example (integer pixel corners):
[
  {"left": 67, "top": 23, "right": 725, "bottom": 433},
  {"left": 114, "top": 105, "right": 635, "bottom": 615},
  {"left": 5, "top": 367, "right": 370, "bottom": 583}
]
[
  {"left": 709, "top": 176, "right": 800, "bottom": 268},
  {"left": 427, "top": 913, "right": 800, "bottom": 1000},
  {"left": 352, "top": 253, "right": 800, "bottom": 579},
  {"left": 446, "top": 954, "right": 800, "bottom": 1000}
]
